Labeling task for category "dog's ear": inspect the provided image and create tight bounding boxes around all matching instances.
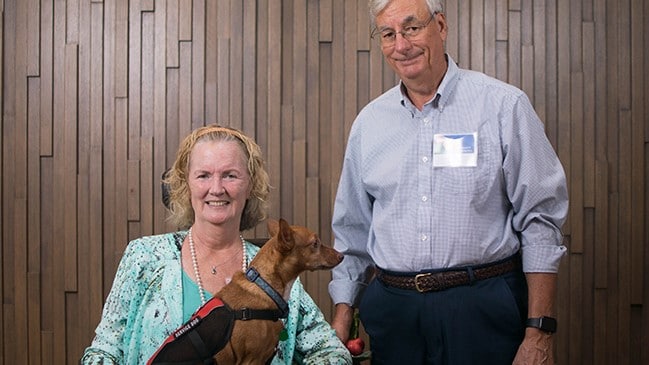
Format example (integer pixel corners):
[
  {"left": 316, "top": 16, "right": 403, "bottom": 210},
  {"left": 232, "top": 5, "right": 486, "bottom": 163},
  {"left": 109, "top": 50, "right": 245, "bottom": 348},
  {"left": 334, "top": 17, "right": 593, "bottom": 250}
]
[
  {"left": 267, "top": 219, "right": 280, "bottom": 236},
  {"left": 277, "top": 218, "right": 295, "bottom": 252}
]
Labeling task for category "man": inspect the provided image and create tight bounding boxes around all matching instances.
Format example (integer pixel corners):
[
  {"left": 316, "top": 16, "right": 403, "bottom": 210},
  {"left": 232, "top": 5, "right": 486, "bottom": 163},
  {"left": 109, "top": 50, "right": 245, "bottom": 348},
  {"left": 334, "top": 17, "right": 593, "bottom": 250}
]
[{"left": 328, "top": 0, "right": 568, "bottom": 364}]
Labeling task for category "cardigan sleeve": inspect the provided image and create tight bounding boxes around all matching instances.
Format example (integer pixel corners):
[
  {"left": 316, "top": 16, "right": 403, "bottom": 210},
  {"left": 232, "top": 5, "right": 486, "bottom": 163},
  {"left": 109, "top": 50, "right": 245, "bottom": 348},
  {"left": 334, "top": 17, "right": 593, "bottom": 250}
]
[{"left": 274, "top": 280, "right": 352, "bottom": 365}]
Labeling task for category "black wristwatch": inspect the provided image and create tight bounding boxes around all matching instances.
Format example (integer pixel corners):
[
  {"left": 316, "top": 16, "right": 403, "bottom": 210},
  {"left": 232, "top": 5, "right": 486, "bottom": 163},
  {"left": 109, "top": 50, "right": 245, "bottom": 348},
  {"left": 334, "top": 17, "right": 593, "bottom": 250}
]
[{"left": 525, "top": 316, "right": 557, "bottom": 333}]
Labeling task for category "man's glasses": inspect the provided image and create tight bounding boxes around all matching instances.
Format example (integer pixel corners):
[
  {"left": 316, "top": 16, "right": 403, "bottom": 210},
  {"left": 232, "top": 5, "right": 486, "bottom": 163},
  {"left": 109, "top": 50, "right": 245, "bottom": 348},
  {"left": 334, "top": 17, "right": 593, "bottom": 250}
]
[{"left": 371, "top": 13, "right": 436, "bottom": 47}]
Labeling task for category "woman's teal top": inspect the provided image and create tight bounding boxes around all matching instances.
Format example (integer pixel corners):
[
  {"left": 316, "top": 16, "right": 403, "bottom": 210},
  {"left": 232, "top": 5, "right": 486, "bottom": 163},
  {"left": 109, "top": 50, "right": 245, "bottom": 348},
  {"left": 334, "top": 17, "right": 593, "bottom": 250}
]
[{"left": 81, "top": 231, "right": 351, "bottom": 364}]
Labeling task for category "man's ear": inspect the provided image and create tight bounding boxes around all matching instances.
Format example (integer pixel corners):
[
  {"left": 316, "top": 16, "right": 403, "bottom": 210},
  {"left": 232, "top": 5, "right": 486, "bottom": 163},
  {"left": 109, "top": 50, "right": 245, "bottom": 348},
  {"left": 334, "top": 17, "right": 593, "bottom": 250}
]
[{"left": 436, "top": 12, "right": 448, "bottom": 40}]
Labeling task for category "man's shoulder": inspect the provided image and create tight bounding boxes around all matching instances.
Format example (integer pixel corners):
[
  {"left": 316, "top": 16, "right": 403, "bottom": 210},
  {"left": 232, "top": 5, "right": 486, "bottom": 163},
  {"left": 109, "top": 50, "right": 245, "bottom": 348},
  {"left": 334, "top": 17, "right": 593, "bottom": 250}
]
[
  {"left": 357, "top": 84, "right": 403, "bottom": 117},
  {"left": 457, "top": 67, "right": 525, "bottom": 98}
]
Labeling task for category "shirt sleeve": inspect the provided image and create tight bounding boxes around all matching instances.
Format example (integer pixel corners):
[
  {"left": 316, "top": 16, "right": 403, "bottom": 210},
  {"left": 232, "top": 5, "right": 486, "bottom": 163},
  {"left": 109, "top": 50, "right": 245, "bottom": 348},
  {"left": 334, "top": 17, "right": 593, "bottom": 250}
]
[
  {"left": 503, "top": 93, "right": 569, "bottom": 272},
  {"left": 328, "top": 120, "right": 376, "bottom": 306}
]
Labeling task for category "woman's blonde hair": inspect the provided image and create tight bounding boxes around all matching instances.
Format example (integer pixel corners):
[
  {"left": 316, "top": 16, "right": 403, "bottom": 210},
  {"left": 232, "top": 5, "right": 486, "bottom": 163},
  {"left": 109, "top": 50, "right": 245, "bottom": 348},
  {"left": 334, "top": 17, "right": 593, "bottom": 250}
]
[{"left": 163, "top": 124, "right": 270, "bottom": 231}]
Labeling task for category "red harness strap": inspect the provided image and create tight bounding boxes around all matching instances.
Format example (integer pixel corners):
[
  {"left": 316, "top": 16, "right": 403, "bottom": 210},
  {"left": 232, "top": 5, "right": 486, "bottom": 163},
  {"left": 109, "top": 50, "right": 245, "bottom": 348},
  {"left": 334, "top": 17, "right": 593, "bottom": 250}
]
[
  {"left": 147, "top": 296, "right": 285, "bottom": 364},
  {"left": 147, "top": 297, "right": 234, "bottom": 365}
]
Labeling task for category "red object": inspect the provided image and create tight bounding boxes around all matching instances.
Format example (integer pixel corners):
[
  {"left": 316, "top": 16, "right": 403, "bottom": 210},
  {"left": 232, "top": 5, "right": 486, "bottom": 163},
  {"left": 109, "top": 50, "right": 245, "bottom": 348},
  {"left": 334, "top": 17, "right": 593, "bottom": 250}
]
[
  {"left": 346, "top": 310, "right": 365, "bottom": 355},
  {"left": 147, "top": 297, "right": 233, "bottom": 364},
  {"left": 345, "top": 337, "right": 365, "bottom": 356}
]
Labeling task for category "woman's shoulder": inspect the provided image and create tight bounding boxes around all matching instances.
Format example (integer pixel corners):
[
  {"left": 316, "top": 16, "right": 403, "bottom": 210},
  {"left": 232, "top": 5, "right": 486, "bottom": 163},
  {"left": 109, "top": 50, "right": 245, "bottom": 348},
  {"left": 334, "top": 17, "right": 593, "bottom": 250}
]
[{"left": 125, "top": 231, "right": 186, "bottom": 259}]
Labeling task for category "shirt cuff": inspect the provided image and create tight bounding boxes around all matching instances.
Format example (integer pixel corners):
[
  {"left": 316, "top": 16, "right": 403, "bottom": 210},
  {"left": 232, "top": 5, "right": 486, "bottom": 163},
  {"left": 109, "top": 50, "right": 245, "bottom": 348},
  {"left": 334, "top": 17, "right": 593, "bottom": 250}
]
[{"left": 328, "top": 279, "right": 367, "bottom": 307}]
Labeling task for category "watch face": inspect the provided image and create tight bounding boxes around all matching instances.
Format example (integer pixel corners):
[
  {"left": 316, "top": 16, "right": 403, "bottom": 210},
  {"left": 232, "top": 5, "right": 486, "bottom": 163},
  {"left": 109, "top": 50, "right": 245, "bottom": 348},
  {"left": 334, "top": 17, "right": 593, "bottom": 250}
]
[{"left": 540, "top": 317, "right": 557, "bottom": 332}]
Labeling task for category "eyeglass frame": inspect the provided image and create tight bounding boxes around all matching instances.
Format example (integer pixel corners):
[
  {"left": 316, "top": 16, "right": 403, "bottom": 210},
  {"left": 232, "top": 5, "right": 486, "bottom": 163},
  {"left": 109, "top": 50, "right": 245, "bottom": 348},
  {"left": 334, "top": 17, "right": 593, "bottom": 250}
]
[{"left": 370, "top": 12, "right": 438, "bottom": 47}]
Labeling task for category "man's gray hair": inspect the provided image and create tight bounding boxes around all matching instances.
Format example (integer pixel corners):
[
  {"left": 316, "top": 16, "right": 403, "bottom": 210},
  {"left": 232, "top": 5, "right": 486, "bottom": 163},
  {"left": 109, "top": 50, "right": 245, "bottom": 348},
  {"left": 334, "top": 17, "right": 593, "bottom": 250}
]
[{"left": 368, "top": 0, "right": 444, "bottom": 26}]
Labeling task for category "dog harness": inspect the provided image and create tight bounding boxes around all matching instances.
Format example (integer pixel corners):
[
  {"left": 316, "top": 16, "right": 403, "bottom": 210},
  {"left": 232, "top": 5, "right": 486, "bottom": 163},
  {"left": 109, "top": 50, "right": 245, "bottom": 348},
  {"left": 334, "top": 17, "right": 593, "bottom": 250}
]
[{"left": 147, "top": 267, "right": 289, "bottom": 364}]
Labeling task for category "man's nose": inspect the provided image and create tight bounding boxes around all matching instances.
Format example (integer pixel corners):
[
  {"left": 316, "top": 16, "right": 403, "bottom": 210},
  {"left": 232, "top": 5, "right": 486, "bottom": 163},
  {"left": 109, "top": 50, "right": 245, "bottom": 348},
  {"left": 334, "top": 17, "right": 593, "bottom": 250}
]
[{"left": 393, "top": 32, "right": 413, "bottom": 51}]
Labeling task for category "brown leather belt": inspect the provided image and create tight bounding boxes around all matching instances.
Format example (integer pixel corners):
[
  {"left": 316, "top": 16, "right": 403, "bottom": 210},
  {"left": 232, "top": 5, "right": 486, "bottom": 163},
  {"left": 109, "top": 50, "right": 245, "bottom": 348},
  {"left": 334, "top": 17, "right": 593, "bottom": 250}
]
[{"left": 377, "top": 254, "right": 521, "bottom": 293}]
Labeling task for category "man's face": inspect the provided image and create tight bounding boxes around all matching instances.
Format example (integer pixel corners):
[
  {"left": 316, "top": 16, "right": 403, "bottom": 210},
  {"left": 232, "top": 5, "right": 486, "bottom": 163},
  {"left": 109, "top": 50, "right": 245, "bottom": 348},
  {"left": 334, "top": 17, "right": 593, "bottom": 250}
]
[{"left": 375, "top": 0, "right": 447, "bottom": 84}]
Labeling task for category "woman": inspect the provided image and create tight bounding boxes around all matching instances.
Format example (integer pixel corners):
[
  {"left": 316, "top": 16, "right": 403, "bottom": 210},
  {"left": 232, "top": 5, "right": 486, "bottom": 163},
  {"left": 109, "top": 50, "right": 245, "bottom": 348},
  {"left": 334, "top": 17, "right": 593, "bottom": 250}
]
[{"left": 81, "top": 125, "right": 351, "bottom": 364}]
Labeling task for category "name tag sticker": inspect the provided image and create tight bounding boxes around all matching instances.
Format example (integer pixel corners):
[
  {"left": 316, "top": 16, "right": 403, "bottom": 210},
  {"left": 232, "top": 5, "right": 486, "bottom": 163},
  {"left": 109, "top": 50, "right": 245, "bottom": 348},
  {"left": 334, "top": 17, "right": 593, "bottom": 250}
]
[{"left": 433, "top": 133, "right": 478, "bottom": 167}]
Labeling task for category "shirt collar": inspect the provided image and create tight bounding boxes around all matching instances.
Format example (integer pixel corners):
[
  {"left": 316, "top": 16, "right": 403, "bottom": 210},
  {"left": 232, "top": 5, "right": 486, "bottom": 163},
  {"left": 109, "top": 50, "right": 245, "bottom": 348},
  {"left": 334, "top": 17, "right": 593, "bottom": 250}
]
[{"left": 399, "top": 53, "right": 460, "bottom": 113}]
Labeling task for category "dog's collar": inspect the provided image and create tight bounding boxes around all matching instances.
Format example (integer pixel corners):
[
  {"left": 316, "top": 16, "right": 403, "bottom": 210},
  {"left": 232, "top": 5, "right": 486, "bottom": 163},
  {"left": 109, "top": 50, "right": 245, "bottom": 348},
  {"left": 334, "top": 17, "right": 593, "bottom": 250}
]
[{"left": 245, "top": 267, "right": 290, "bottom": 318}]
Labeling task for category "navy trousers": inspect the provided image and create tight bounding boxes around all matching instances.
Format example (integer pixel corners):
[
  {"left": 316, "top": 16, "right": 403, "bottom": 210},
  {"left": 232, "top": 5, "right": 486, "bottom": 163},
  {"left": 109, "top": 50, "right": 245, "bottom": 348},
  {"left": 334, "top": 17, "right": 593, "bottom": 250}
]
[{"left": 359, "top": 270, "right": 528, "bottom": 365}]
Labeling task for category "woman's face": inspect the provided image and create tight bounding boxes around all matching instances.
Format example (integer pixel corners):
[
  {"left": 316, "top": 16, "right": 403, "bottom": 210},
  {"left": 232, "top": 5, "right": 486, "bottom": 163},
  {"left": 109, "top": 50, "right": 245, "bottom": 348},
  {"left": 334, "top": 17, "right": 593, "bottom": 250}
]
[{"left": 187, "top": 140, "right": 252, "bottom": 229}]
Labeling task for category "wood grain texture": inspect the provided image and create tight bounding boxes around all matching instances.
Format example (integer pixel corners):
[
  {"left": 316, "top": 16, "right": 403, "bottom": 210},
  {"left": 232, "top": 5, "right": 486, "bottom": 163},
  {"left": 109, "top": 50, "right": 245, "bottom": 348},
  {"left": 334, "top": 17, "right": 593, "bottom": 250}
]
[{"left": 0, "top": 0, "right": 647, "bottom": 363}]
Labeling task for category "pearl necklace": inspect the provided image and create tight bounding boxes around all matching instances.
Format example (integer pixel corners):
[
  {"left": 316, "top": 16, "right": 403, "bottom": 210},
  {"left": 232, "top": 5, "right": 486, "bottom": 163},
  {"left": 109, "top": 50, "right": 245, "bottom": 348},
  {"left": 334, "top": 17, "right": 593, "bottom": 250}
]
[{"left": 188, "top": 227, "right": 247, "bottom": 306}]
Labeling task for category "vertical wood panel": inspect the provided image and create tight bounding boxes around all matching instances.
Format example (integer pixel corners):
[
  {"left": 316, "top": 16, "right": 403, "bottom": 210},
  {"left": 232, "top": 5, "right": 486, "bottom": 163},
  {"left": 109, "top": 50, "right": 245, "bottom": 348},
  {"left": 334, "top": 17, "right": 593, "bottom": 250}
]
[
  {"left": 39, "top": 0, "right": 53, "bottom": 156},
  {"left": 63, "top": 44, "right": 78, "bottom": 293},
  {"left": 556, "top": 0, "right": 571, "bottom": 235},
  {"left": 0, "top": 0, "right": 5, "bottom": 356},
  {"left": 178, "top": 0, "right": 192, "bottom": 41},
  {"left": 507, "top": 9, "right": 521, "bottom": 88},
  {"left": 483, "top": 0, "right": 496, "bottom": 77},
  {"left": 629, "top": 0, "right": 644, "bottom": 306},
  {"left": 470, "top": 0, "right": 484, "bottom": 72},
  {"left": 543, "top": 0, "right": 558, "bottom": 148},
  {"left": 191, "top": 0, "right": 205, "bottom": 129},
  {"left": 280, "top": 0, "right": 295, "bottom": 223},
  {"left": 582, "top": 22, "right": 596, "bottom": 208},
  {"left": 99, "top": 0, "right": 115, "bottom": 324},
  {"left": 27, "top": 76, "right": 42, "bottom": 365},
  {"left": 532, "top": 0, "right": 546, "bottom": 125},
  {"left": 1, "top": 0, "right": 649, "bottom": 363},
  {"left": 166, "top": 0, "right": 179, "bottom": 68},
  {"left": 241, "top": 0, "right": 257, "bottom": 138},
  {"left": 266, "top": 0, "right": 282, "bottom": 221}
]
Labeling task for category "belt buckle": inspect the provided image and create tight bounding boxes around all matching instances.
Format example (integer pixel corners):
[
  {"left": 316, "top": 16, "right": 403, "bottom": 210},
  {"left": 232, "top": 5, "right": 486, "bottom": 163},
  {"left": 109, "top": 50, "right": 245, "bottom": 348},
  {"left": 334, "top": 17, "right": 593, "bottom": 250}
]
[{"left": 414, "top": 273, "right": 432, "bottom": 292}]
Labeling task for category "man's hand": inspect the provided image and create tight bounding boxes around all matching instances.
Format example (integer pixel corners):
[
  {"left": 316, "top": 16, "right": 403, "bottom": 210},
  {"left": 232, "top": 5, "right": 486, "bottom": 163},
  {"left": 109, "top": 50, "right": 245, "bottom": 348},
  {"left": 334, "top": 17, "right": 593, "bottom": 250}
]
[
  {"left": 331, "top": 303, "right": 354, "bottom": 343},
  {"left": 513, "top": 328, "right": 555, "bottom": 365}
]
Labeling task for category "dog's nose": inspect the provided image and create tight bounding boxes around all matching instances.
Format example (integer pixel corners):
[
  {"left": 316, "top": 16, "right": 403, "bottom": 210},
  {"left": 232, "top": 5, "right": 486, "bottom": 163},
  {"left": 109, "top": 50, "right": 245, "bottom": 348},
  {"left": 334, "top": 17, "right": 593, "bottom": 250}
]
[{"left": 335, "top": 251, "right": 344, "bottom": 262}]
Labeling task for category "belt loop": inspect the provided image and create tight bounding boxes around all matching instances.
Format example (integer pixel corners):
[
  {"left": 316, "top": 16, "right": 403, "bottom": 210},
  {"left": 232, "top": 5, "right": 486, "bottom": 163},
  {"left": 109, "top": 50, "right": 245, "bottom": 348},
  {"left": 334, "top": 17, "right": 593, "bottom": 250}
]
[{"left": 466, "top": 267, "right": 476, "bottom": 285}]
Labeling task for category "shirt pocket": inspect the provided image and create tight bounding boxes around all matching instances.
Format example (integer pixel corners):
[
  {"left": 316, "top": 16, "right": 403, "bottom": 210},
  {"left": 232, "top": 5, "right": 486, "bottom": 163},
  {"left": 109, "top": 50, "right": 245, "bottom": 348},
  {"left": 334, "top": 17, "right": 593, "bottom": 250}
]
[{"left": 432, "top": 133, "right": 499, "bottom": 199}]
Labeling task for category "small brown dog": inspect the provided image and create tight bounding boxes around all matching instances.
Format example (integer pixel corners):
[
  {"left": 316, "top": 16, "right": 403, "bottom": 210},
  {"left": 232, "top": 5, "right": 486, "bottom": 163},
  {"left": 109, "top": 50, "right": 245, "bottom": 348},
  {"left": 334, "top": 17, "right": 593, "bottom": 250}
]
[
  {"left": 213, "top": 218, "right": 343, "bottom": 364},
  {"left": 148, "top": 220, "right": 343, "bottom": 365}
]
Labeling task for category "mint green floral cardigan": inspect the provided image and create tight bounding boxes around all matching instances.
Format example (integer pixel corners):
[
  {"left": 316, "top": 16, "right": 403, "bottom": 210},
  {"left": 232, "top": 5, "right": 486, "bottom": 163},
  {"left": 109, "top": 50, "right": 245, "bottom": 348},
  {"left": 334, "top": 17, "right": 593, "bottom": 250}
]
[{"left": 81, "top": 232, "right": 352, "bottom": 365}]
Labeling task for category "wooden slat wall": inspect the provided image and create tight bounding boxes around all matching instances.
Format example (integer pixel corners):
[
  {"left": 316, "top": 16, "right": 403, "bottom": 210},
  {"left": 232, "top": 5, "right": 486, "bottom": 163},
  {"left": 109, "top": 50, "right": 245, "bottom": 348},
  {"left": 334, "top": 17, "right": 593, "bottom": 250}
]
[{"left": 0, "top": 0, "right": 647, "bottom": 363}]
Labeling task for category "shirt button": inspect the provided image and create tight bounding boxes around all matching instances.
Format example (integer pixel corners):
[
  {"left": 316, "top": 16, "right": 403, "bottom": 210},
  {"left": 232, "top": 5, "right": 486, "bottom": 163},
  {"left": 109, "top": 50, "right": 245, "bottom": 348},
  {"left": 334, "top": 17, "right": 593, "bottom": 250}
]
[
  {"left": 421, "top": 196, "right": 428, "bottom": 202},
  {"left": 422, "top": 156, "right": 429, "bottom": 163},
  {"left": 422, "top": 118, "right": 430, "bottom": 124},
  {"left": 421, "top": 234, "right": 428, "bottom": 241}
]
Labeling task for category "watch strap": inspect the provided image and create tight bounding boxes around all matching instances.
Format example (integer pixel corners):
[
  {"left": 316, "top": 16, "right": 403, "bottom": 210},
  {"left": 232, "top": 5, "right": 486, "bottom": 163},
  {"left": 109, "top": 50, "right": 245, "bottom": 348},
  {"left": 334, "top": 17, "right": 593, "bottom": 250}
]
[{"left": 525, "top": 316, "right": 557, "bottom": 333}]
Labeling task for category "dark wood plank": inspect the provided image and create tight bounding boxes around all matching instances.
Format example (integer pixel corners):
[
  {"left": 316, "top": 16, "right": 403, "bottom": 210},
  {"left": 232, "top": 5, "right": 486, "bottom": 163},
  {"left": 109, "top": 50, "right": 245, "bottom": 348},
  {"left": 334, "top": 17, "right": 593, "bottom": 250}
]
[
  {"left": 594, "top": 161, "right": 608, "bottom": 289},
  {"left": 582, "top": 22, "right": 596, "bottom": 208},
  {"left": 570, "top": 72, "right": 584, "bottom": 253},
  {"left": 630, "top": 0, "right": 645, "bottom": 306}
]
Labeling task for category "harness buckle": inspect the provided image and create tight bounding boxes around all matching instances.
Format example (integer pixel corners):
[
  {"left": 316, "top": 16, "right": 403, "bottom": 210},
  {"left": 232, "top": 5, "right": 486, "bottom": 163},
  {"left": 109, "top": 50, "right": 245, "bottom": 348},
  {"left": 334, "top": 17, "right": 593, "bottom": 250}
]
[{"left": 240, "top": 308, "right": 252, "bottom": 321}]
